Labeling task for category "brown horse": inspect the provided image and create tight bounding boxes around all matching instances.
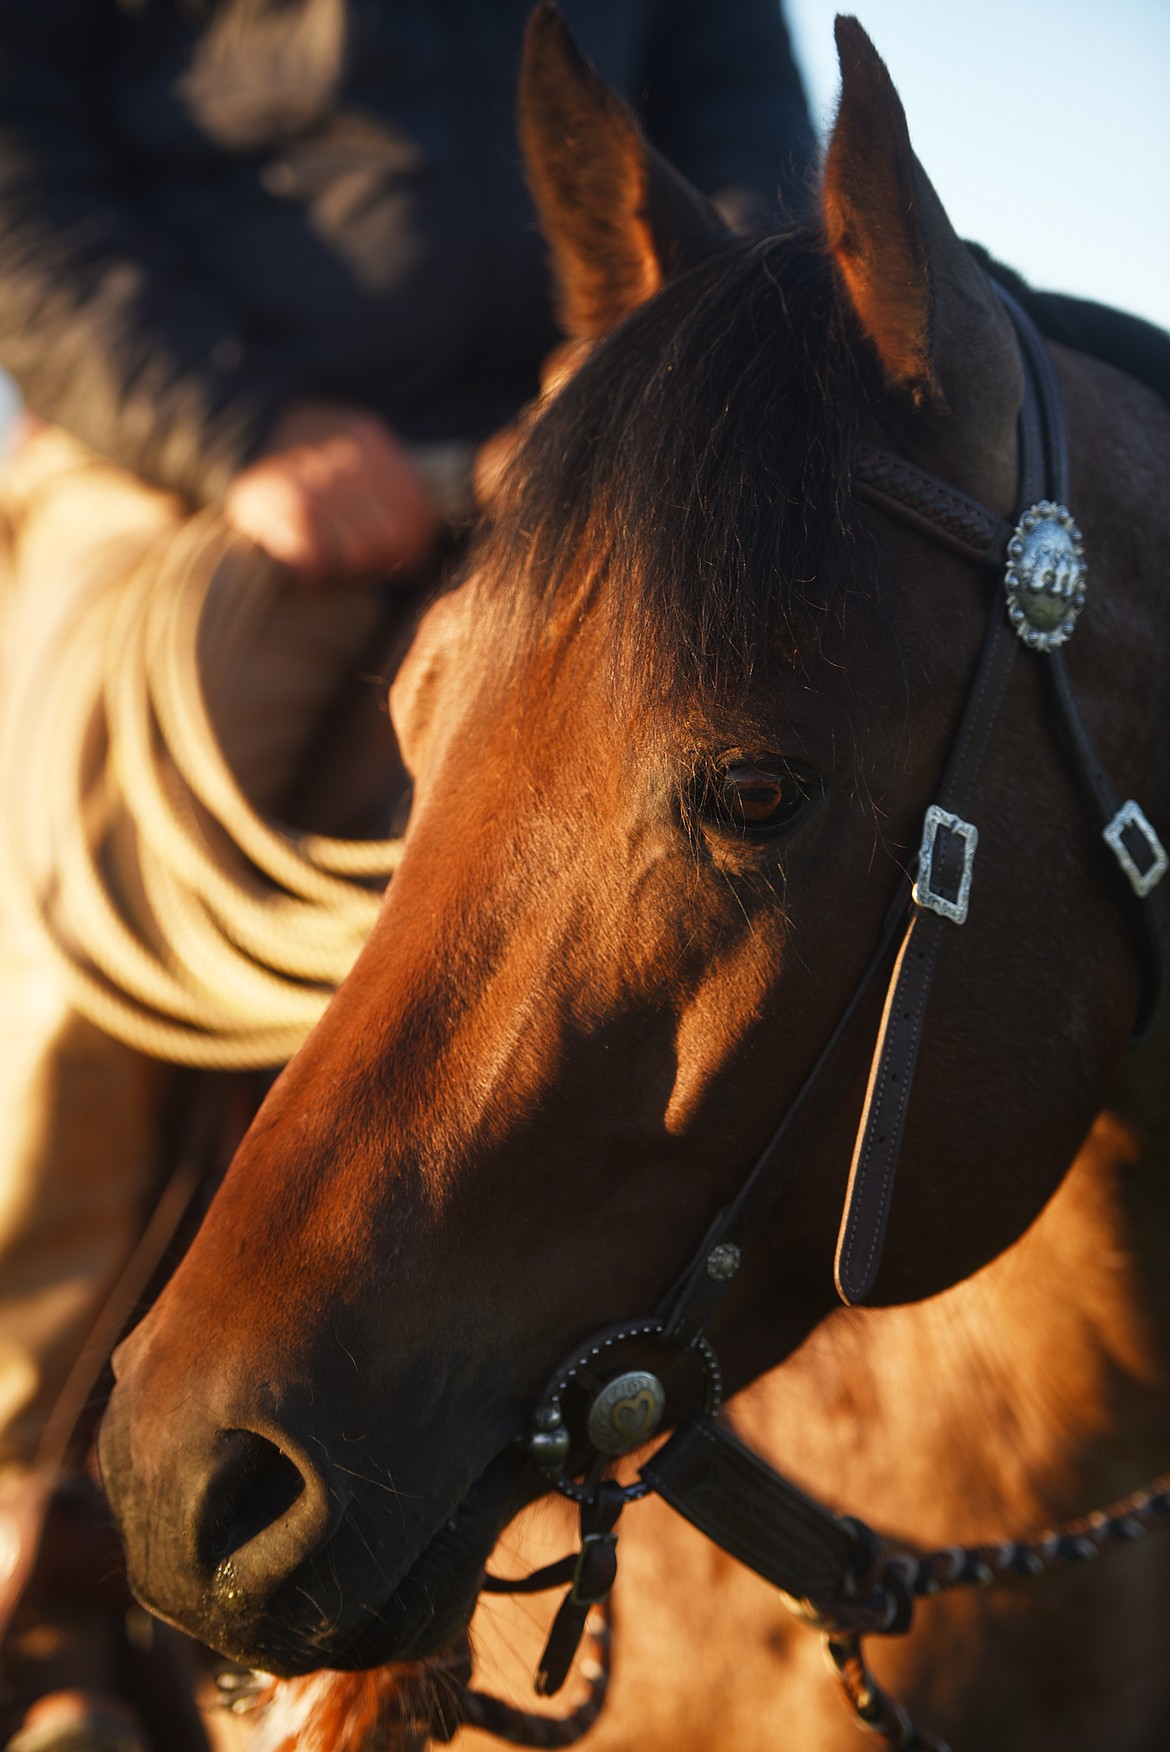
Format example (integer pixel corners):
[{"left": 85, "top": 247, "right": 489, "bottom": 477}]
[{"left": 100, "top": 11, "right": 1170, "bottom": 1749}]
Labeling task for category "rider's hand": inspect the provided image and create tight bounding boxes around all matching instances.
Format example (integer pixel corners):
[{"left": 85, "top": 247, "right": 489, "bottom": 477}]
[{"left": 223, "top": 400, "right": 438, "bottom": 580}]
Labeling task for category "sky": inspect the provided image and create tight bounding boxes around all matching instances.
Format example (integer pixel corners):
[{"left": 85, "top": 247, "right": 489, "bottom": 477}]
[{"left": 786, "top": 0, "right": 1170, "bottom": 332}]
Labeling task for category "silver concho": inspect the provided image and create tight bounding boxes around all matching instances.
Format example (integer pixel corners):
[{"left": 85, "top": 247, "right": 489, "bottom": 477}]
[
  {"left": 585, "top": 1369, "right": 667, "bottom": 1456},
  {"left": 705, "top": 1242, "right": 742, "bottom": 1282},
  {"left": 1003, "top": 501, "right": 1087, "bottom": 651}
]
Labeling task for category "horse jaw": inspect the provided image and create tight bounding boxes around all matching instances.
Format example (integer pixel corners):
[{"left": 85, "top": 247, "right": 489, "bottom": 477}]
[{"left": 823, "top": 17, "right": 1022, "bottom": 513}]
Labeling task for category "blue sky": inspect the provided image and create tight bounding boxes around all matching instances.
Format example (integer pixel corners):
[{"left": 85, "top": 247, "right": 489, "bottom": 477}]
[{"left": 787, "top": 0, "right": 1170, "bottom": 332}]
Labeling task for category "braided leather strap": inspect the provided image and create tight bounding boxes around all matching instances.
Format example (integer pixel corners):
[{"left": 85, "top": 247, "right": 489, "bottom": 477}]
[
  {"left": 856, "top": 448, "right": 1012, "bottom": 565},
  {"left": 826, "top": 1634, "right": 952, "bottom": 1752}
]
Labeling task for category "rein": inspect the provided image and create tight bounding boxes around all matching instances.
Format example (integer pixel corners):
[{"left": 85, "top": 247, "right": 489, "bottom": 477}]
[{"left": 459, "top": 290, "right": 1170, "bottom": 1749}]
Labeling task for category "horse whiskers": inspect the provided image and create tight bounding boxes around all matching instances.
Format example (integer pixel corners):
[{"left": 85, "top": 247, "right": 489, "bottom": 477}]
[
  {"left": 331, "top": 1458, "right": 409, "bottom": 1500},
  {"left": 338, "top": 1498, "right": 394, "bottom": 1592}
]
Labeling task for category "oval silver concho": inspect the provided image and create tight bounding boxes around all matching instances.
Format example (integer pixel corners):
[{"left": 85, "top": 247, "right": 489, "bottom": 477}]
[
  {"left": 585, "top": 1370, "right": 667, "bottom": 1456},
  {"left": 1003, "top": 500, "right": 1087, "bottom": 651}
]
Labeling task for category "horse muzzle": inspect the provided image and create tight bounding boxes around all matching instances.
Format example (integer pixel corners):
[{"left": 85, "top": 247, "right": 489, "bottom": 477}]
[{"left": 99, "top": 1333, "right": 533, "bottom": 1675}]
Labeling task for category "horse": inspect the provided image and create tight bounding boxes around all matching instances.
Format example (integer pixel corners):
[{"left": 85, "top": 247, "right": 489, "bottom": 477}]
[{"left": 99, "top": 10, "right": 1170, "bottom": 1749}]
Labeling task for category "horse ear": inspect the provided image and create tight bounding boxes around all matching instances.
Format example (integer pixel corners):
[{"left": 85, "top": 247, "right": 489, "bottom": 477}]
[
  {"left": 519, "top": 4, "right": 733, "bottom": 341},
  {"left": 822, "top": 18, "right": 937, "bottom": 401},
  {"left": 823, "top": 17, "right": 1021, "bottom": 497}
]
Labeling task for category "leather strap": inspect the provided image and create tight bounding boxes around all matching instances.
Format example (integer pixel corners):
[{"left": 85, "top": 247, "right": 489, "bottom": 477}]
[
  {"left": 640, "top": 1415, "right": 861, "bottom": 1600},
  {"left": 1040, "top": 650, "right": 1170, "bottom": 1036},
  {"left": 833, "top": 908, "right": 945, "bottom": 1306},
  {"left": 659, "top": 885, "right": 907, "bottom": 1348},
  {"left": 998, "top": 284, "right": 1069, "bottom": 502},
  {"left": 1008, "top": 272, "right": 1168, "bottom": 1030},
  {"left": 856, "top": 449, "right": 1013, "bottom": 568},
  {"left": 833, "top": 290, "right": 1059, "bottom": 1303},
  {"left": 834, "top": 587, "right": 1023, "bottom": 1303},
  {"left": 533, "top": 1482, "right": 624, "bottom": 1698},
  {"left": 481, "top": 1555, "right": 577, "bottom": 1596}
]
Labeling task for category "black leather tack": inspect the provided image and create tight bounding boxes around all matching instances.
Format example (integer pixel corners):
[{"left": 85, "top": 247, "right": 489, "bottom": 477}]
[
  {"left": 640, "top": 1417, "right": 859, "bottom": 1600},
  {"left": 534, "top": 1483, "right": 624, "bottom": 1699}
]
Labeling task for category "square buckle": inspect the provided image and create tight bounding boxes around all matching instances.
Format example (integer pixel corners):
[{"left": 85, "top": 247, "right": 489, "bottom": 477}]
[
  {"left": 913, "top": 805, "right": 979, "bottom": 925},
  {"left": 1103, "top": 801, "right": 1169, "bottom": 899}
]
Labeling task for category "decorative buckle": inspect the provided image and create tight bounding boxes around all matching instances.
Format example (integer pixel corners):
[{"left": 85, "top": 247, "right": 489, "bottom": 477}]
[
  {"left": 1103, "top": 801, "right": 1169, "bottom": 899},
  {"left": 1004, "top": 501, "right": 1087, "bottom": 651},
  {"left": 913, "top": 805, "right": 978, "bottom": 925}
]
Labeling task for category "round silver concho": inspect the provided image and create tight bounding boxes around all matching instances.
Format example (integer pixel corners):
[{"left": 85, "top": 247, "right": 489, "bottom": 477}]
[
  {"left": 1003, "top": 500, "right": 1087, "bottom": 651},
  {"left": 585, "top": 1369, "right": 667, "bottom": 1456}
]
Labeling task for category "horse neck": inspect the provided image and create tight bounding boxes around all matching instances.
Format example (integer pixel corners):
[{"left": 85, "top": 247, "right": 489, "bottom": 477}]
[{"left": 736, "top": 1063, "right": 1170, "bottom": 1545}]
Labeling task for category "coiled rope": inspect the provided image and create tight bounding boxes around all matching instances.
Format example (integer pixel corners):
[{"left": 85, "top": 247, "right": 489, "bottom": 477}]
[{"left": 0, "top": 509, "right": 402, "bottom": 1068}]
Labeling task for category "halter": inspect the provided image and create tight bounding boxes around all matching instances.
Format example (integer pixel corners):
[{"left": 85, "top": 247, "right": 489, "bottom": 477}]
[{"left": 408, "top": 290, "right": 1170, "bottom": 1747}]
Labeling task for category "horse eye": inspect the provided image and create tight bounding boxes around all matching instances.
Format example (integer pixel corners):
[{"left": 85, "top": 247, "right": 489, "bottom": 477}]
[{"left": 702, "top": 760, "right": 812, "bottom": 837}]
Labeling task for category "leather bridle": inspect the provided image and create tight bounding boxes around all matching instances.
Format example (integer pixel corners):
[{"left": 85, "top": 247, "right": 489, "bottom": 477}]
[{"left": 443, "top": 289, "right": 1170, "bottom": 1745}]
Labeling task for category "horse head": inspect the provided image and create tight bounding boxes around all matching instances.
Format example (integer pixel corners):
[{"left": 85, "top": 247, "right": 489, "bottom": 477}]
[{"left": 100, "top": 9, "right": 1164, "bottom": 1683}]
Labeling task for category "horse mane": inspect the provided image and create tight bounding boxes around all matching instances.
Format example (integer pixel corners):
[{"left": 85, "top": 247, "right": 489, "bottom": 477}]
[
  {"left": 966, "top": 241, "right": 1170, "bottom": 408},
  {"left": 475, "top": 228, "right": 1168, "bottom": 707},
  {"left": 477, "top": 230, "right": 867, "bottom": 703}
]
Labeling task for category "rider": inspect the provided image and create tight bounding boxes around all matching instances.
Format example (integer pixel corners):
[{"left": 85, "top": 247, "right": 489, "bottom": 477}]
[{"left": 0, "top": 4, "right": 812, "bottom": 1748}]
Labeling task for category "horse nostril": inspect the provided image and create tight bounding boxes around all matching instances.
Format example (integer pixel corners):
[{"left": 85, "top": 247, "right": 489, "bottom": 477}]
[{"left": 197, "top": 1428, "right": 319, "bottom": 1582}]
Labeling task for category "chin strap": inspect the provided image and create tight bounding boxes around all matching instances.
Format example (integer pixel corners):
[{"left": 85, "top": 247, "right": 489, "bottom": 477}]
[
  {"left": 531, "top": 1482, "right": 625, "bottom": 1697},
  {"left": 478, "top": 1479, "right": 626, "bottom": 1700}
]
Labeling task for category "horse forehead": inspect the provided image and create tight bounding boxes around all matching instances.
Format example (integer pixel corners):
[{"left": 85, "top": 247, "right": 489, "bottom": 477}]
[
  {"left": 392, "top": 520, "right": 958, "bottom": 805},
  {"left": 389, "top": 579, "right": 484, "bottom": 764}
]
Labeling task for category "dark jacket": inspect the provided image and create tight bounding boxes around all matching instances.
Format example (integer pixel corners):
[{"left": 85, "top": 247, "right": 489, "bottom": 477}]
[{"left": 0, "top": 0, "right": 812, "bottom": 504}]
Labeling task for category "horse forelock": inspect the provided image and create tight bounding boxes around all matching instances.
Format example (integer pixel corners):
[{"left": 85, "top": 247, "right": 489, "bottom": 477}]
[{"left": 472, "top": 231, "right": 870, "bottom": 710}]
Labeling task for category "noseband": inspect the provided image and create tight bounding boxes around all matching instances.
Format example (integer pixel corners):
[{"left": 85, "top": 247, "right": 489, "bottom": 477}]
[{"left": 442, "top": 289, "right": 1170, "bottom": 1748}]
